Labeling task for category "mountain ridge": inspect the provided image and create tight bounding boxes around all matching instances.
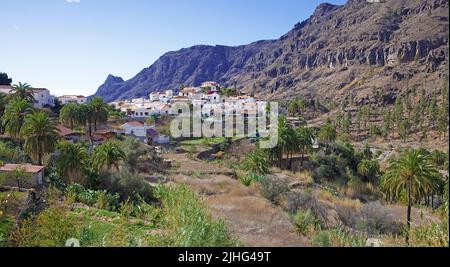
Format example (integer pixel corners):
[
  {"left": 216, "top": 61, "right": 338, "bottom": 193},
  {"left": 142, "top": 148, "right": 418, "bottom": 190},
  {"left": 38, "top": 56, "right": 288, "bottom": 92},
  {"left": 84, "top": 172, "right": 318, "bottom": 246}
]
[{"left": 94, "top": 0, "right": 449, "bottom": 103}]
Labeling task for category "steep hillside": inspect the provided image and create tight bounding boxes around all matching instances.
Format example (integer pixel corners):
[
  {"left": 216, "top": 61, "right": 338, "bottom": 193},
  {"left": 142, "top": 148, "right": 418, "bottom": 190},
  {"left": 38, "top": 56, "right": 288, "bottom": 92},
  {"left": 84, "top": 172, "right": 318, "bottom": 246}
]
[{"left": 94, "top": 0, "right": 449, "bottom": 103}]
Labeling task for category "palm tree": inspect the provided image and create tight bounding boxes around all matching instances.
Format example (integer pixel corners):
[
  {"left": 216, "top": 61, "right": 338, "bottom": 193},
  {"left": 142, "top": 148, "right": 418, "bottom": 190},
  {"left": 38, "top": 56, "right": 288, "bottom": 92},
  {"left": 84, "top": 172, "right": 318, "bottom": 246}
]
[
  {"left": 288, "top": 100, "right": 300, "bottom": 116},
  {"left": 9, "top": 82, "right": 35, "bottom": 103},
  {"left": 89, "top": 97, "right": 108, "bottom": 131},
  {"left": 275, "top": 116, "right": 290, "bottom": 168},
  {"left": 381, "top": 149, "right": 441, "bottom": 244},
  {"left": 59, "top": 103, "right": 79, "bottom": 130},
  {"left": 296, "top": 126, "right": 314, "bottom": 167},
  {"left": 92, "top": 141, "right": 125, "bottom": 172},
  {"left": 285, "top": 126, "right": 298, "bottom": 170},
  {"left": 2, "top": 97, "right": 33, "bottom": 142},
  {"left": 21, "top": 111, "right": 59, "bottom": 165},
  {"left": 56, "top": 141, "right": 89, "bottom": 184},
  {"left": 77, "top": 103, "right": 94, "bottom": 136},
  {"left": 357, "top": 159, "right": 380, "bottom": 183},
  {"left": 0, "top": 93, "right": 8, "bottom": 133},
  {"left": 318, "top": 121, "right": 337, "bottom": 154}
]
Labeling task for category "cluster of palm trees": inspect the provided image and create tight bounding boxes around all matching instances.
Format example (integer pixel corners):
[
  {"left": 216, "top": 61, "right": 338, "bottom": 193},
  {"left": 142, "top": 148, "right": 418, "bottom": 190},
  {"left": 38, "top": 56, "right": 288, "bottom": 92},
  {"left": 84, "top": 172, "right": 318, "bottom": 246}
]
[
  {"left": 59, "top": 97, "right": 109, "bottom": 135},
  {"left": 265, "top": 116, "right": 316, "bottom": 170},
  {"left": 1, "top": 83, "right": 59, "bottom": 165},
  {"left": 287, "top": 98, "right": 308, "bottom": 117},
  {"left": 56, "top": 140, "right": 125, "bottom": 185},
  {"left": 1, "top": 83, "right": 117, "bottom": 176}
]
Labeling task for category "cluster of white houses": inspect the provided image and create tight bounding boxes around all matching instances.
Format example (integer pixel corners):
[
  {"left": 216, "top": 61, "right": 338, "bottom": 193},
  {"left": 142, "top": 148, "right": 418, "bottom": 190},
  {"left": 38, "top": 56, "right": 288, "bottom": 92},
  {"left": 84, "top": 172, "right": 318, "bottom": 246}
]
[
  {"left": 0, "top": 81, "right": 268, "bottom": 188},
  {"left": 110, "top": 81, "right": 266, "bottom": 120},
  {"left": 0, "top": 85, "right": 88, "bottom": 108}
]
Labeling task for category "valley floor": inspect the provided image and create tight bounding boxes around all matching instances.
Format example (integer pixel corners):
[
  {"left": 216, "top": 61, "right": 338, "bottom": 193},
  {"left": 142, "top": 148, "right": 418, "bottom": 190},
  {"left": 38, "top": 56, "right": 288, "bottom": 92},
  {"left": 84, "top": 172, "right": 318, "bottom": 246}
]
[{"left": 164, "top": 152, "right": 309, "bottom": 247}]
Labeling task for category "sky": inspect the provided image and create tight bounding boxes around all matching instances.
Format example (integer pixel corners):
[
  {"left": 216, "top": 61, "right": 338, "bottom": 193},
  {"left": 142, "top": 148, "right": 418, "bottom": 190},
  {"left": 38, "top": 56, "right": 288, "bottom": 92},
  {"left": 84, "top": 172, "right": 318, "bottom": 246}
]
[{"left": 1, "top": 0, "right": 347, "bottom": 96}]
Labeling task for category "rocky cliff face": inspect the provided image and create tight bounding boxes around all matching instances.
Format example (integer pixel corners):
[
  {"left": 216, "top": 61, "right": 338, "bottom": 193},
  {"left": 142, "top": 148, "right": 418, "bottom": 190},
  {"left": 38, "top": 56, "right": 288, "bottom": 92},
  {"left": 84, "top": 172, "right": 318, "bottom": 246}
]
[{"left": 94, "top": 0, "right": 449, "bottom": 103}]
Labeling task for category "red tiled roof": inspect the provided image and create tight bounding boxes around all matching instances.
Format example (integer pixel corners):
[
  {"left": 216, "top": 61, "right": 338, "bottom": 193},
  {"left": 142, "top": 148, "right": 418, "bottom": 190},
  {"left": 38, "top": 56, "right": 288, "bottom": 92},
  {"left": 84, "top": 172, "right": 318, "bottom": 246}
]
[
  {"left": 0, "top": 164, "right": 44, "bottom": 174},
  {"left": 56, "top": 125, "right": 75, "bottom": 137},
  {"left": 124, "top": 121, "right": 144, "bottom": 127},
  {"left": 31, "top": 88, "right": 49, "bottom": 92}
]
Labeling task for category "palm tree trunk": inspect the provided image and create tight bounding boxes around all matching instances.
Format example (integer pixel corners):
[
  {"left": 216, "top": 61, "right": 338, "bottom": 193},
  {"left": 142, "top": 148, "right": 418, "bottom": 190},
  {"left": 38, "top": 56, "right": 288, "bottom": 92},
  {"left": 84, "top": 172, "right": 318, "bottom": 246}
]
[
  {"left": 289, "top": 152, "right": 293, "bottom": 170},
  {"left": 406, "top": 180, "right": 412, "bottom": 245},
  {"left": 38, "top": 153, "right": 42, "bottom": 166},
  {"left": 88, "top": 121, "right": 92, "bottom": 137},
  {"left": 301, "top": 149, "right": 305, "bottom": 167}
]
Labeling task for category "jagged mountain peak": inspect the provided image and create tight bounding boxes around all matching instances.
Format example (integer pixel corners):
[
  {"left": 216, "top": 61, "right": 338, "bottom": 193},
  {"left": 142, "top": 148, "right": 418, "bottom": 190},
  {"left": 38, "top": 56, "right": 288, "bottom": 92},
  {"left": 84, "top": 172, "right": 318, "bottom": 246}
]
[{"left": 94, "top": 0, "right": 449, "bottom": 103}]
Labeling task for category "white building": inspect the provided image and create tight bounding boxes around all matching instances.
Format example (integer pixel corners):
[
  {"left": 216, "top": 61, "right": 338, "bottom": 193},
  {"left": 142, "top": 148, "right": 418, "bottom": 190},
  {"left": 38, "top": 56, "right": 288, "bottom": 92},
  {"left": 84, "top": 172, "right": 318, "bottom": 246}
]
[
  {"left": 0, "top": 86, "right": 55, "bottom": 108},
  {"left": 58, "top": 95, "right": 87, "bottom": 105},
  {"left": 120, "top": 121, "right": 155, "bottom": 139},
  {"left": 149, "top": 93, "right": 160, "bottom": 102},
  {"left": 33, "top": 88, "right": 55, "bottom": 108},
  {"left": 201, "top": 81, "right": 220, "bottom": 92},
  {"left": 204, "top": 93, "right": 221, "bottom": 104},
  {"left": 152, "top": 135, "right": 170, "bottom": 145}
]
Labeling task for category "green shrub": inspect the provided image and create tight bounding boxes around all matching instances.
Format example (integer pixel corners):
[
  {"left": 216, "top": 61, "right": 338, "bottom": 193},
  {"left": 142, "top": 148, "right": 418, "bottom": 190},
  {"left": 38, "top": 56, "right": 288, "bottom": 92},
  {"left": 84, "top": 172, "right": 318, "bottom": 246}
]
[
  {"left": 10, "top": 207, "right": 76, "bottom": 247},
  {"left": 409, "top": 221, "right": 449, "bottom": 247},
  {"left": 154, "top": 185, "right": 237, "bottom": 247},
  {"left": 241, "top": 149, "right": 270, "bottom": 175},
  {"left": 293, "top": 209, "right": 317, "bottom": 235},
  {"left": 312, "top": 231, "right": 332, "bottom": 247},
  {"left": 239, "top": 173, "right": 265, "bottom": 187},
  {"left": 313, "top": 228, "right": 366, "bottom": 247},
  {"left": 259, "top": 176, "right": 289, "bottom": 204},
  {"left": 66, "top": 183, "right": 120, "bottom": 211}
]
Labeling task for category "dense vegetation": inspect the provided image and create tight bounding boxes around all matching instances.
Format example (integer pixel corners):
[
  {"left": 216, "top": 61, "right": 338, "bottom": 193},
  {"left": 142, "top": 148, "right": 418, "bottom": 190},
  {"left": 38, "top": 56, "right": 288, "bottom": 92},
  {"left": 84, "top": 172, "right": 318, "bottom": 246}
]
[{"left": 0, "top": 82, "right": 235, "bottom": 247}]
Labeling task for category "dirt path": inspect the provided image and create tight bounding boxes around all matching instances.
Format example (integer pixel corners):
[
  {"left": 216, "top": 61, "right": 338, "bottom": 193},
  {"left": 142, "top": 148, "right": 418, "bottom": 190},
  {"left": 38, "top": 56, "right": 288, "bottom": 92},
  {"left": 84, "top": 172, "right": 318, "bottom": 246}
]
[{"left": 163, "top": 152, "right": 310, "bottom": 247}]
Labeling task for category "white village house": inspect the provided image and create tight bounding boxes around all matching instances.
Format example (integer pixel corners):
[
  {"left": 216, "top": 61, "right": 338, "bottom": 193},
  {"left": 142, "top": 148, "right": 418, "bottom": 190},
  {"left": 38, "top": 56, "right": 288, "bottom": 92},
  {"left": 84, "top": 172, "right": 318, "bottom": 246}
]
[
  {"left": 120, "top": 121, "right": 155, "bottom": 140},
  {"left": 0, "top": 85, "right": 55, "bottom": 108},
  {"left": 0, "top": 163, "right": 45, "bottom": 188},
  {"left": 58, "top": 95, "right": 88, "bottom": 105}
]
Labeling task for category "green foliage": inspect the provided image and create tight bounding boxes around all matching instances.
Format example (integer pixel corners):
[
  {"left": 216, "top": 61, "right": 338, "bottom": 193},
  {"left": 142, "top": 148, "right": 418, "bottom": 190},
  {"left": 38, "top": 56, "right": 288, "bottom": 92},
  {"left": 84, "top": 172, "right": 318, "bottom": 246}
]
[
  {"left": 357, "top": 159, "right": 380, "bottom": 183},
  {"left": 313, "top": 228, "right": 366, "bottom": 247},
  {"left": 239, "top": 173, "right": 265, "bottom": 187},
  {"left": 99, "top": 167, "right": 154, "bottom": 204},
  {"left": 88, "top": 97, "right": 109, "bottom": 130},
  {"left": 318, "top": 121, "right": 337, "bottom": 147},
  {"left": 154, "top": 185, "right": 237, "bottom": 247},
  {"left": 21, "top": 111, "right": 59, "bottom": 165},
  {"left": 66, "top": 183, "right": 120, "bottom": 211},
  {"left": 92, "top": 141, "right": 126, "bottom": 171},
  {"left": 409, "top": 221, "right": 449, "bottom": 247},
  {"left": 293, "top": 209, "right": 318, "bottom": 235},
  {"left": 259, "top": 176, "right": 289, "bottom": 204},
  {"left": 0, "top": 141, "right": 26, "bottom": 163},
  {"left": 0, "top": 73, "right": 12, "bottom": 86},
  {"left": 2, "top": 97, "right": 33, "bottom": 140},
  {"left": 1, "top": 166, "right": 32, "bottom": 190},
  {"left": 10, "top": 207, "right": 77, "bottom": 247},
  {"left": 56, "top": 141, "right": 89, "bottom": 185},
  {"left": 9, "top": 83, "right": 35, "bottom": 103},
  {"left": 59, "top": 103, "right": 79, "bottom": 129},
  {"left": 241, "top": 149, "right": 270, "bottom": 175},
  {"left": 381, "top": 149, "right": 442, "bottom": 243}
]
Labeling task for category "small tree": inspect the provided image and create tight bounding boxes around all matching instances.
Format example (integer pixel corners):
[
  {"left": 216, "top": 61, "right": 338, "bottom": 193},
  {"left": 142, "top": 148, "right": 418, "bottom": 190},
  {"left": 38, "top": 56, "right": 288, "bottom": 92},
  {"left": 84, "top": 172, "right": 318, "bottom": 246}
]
[
  {"left": 7, "top": 166, "right": 32, "bottom": 191},
  {"left": 241, "top": 149, "right": 270, "bottom": 175},
  {"left": 0, "top": 73, "right": 12, "bottom": 86}
]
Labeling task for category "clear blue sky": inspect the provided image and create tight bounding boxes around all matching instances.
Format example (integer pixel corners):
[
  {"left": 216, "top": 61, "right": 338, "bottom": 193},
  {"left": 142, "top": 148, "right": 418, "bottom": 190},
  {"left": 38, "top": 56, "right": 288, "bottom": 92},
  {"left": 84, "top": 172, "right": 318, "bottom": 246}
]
[{"left": 1, "top": 0, "right": 346, "bottom": 96}]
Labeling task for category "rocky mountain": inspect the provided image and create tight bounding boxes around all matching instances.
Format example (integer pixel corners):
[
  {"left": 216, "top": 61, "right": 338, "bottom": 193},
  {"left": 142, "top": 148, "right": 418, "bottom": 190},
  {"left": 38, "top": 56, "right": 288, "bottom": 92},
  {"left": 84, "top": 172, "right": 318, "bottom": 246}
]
[{"left": 94, "top": 0, "right": 449, "bottom": 104}]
